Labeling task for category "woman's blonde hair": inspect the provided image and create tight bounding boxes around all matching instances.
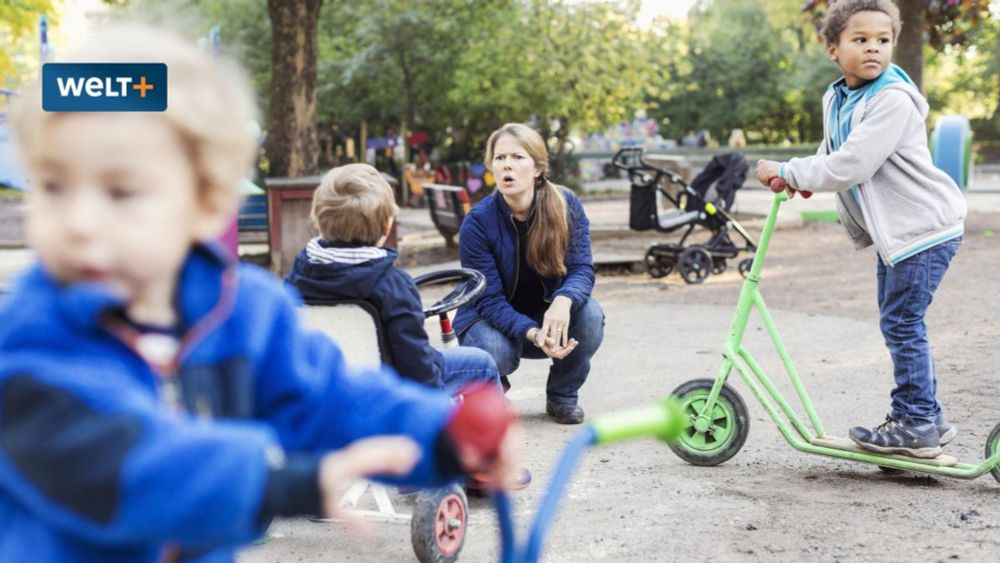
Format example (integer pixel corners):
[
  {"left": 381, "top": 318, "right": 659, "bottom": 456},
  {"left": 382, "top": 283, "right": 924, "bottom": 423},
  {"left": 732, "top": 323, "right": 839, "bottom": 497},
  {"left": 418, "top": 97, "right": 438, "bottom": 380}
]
[
  {"left": 485, "top": 123, "right": 568, "bottom": 278},
  {"left": 11, "top": 23, "right": 259, "bottom": 217},
  {"left": 311, "top": 163, "right": 398, "bottom": 245}
]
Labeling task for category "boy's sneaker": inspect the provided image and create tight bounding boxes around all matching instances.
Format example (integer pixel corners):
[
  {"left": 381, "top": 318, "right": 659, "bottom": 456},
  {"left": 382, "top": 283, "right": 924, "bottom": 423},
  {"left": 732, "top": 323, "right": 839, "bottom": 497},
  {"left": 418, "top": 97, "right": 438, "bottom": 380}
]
[
  {"left": 936, "top": 414, "right": 958, "bottom": 446},
  {"left": 849, "top": 416, "right": 942, "bottom": 459}
]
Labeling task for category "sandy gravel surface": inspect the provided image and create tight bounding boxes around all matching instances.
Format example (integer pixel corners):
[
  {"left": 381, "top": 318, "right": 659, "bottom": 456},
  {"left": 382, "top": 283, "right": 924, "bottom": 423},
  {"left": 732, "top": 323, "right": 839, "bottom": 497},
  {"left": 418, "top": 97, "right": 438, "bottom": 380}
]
[{"left": 242, "top": 210, "right": 1000, "bottom": 563}]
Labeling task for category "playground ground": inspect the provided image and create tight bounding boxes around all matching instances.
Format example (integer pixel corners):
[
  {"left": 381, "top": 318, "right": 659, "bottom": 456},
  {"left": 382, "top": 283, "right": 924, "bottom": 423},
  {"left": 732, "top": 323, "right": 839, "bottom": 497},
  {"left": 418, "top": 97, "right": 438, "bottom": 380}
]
[
  {"left": 240, "top": 196, "right": 1000, "bottom": 562},
  {"left": 1, "top": 186, "right": 999, "bottom": 561}
]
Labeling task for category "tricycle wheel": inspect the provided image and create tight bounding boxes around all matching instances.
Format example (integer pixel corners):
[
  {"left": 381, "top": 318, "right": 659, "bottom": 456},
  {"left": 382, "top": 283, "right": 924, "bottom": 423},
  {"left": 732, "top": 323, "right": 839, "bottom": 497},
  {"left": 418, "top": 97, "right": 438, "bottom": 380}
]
[
  {"left": 668, "top": 378, "right": 749, "bottom": 466},
  {"left": 738, "top": 258, "right": 754, "bottom": 279},
  {"left": 644, "top": 247, "right": 675, "bottom": 279},
  {"left": 411, "top": 485, "right": 467, "bottom": 563},
  {"left": 678, "top": 247, "right": 712, "bottom": 285},
  {"left": 984, "top": 422, "right": 1000, "bottom": 484}
]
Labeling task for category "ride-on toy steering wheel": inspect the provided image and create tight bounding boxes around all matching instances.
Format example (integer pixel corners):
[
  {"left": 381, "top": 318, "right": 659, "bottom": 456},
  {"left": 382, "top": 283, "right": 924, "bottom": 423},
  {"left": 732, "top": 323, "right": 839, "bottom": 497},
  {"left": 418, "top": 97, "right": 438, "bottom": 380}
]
[{"left": 414, "top": 268, "right": 486, "bottom": 347}]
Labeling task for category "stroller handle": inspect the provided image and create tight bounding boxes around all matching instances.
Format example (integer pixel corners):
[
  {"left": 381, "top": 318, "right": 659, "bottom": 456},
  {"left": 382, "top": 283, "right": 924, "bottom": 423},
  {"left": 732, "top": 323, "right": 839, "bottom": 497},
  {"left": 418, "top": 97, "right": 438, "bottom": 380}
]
[
  {"left": 768, "top": 177, "right": 813, "bottom": 199},
  {"left": 611, "top": 147, "right": 686, "bottom": 186}
]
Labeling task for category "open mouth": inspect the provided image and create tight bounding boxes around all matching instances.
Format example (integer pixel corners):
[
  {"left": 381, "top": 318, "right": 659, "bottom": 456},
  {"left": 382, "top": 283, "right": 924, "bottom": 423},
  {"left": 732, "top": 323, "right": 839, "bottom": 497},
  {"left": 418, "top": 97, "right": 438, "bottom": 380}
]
[{"left": 501, "top": 174, "right": 515, "bottom": 184}]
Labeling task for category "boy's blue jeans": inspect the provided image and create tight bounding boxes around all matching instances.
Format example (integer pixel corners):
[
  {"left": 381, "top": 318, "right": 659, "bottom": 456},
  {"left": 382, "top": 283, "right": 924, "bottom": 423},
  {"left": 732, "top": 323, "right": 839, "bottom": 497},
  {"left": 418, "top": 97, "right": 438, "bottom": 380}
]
[
  {"left": 878, "top": 236, "right": 961, "bottom": 425},
  {"left": 459, "top": 298, "right": 605, "bottom": 406},
  {"left": 440, "top": 346, "right": 502, "bottom": 395}
]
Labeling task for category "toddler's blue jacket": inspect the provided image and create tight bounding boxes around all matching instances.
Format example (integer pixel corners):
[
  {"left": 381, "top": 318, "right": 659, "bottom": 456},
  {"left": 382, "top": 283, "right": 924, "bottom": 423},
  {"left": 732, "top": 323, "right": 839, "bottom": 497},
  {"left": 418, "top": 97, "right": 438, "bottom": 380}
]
[{"left": 0, "top": 245, "right": 456, "bottom": 562}]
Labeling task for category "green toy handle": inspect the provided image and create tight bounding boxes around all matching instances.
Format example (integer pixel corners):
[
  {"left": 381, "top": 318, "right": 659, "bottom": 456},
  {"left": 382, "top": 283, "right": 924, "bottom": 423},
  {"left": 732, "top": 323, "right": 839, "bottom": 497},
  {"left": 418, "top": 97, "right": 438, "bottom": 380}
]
[{"left": 590, "top": 399, "right": 685, "bottom": 446}]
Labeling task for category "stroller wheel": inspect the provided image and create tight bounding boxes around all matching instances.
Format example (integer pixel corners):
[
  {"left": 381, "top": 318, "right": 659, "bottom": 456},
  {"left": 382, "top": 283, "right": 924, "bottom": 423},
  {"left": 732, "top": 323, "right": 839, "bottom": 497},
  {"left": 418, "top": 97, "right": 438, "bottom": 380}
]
[
  {"left": 738, "top": 258, "right": 754, "bottom": 279},
  {"left": 678, "top": 247, "right": 712, "bottom": 285},
  {"left": 644, "top": 247, "right": 675, "bottom": 279},
  {"left": 711, "top": 257, "right": 727, "bottom": 276}
]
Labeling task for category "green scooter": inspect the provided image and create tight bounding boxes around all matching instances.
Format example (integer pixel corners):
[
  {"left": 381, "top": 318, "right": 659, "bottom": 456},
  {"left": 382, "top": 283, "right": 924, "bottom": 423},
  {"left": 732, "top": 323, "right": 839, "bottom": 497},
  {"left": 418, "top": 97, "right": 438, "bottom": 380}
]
[{"left": 666, "top": 179, "right": 1000, "bottom": 481}]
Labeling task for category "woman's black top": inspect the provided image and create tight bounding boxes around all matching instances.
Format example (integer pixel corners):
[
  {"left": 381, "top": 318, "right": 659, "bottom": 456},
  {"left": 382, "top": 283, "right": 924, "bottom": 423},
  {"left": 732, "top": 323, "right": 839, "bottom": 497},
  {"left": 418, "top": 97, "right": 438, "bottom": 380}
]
[{"left": 509, "top": 217, "right": 547, "bottom": 317}]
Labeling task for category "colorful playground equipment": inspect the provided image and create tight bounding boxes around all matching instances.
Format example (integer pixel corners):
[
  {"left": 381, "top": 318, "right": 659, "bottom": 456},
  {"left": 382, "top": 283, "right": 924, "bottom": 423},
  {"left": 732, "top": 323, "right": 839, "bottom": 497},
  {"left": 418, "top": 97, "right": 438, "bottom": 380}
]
[{"left": 931, "top": 115, "right": 974, "bottom": 191}]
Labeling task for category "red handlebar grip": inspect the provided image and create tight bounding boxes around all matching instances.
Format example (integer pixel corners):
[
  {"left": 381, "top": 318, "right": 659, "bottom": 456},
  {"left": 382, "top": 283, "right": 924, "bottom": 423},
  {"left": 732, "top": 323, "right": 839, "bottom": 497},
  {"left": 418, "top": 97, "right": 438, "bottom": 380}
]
[
  {"left": 768, "top": 177, "right": 814, "bottom": 199},
  {"left": 768, "top": 177, "right": 787, "bottom": 193},
  {"left": 446, "top": 383, "right": 516, "bottom": 460}
]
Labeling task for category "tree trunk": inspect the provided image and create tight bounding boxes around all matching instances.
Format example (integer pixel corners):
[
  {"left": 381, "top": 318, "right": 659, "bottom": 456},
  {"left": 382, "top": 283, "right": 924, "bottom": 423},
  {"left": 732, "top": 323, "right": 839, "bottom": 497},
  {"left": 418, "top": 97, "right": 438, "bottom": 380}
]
[
  {"left": 895, "top": 0, "right": 927, "bottom": 90},
  {"left": 266, "top": 0, "right": 323, "bottom": 178}
]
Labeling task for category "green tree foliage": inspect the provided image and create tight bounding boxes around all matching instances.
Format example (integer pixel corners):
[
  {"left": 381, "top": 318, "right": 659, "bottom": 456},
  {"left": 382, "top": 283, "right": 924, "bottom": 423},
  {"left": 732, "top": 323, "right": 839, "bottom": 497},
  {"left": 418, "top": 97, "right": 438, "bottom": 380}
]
[
  {"left": 316, "top": 0, "right": 650, "bottom": 162},
  {"left": 646, "top": 0, "right": 839, "bottom": 144},
  {"left": 0, "top": 0, "right": 56, "bottom": 88}
]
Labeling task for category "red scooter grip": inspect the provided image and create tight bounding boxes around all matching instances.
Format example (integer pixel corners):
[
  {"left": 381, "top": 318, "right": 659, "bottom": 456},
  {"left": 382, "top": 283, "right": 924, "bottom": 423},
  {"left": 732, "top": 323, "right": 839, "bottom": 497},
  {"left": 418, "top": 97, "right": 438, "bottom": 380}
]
[
  {"left": 446, "top": 382, "right": 516, "bottom": 461},
  {"left": 768, "top": 177, "right": 813, "bottom": 199}
]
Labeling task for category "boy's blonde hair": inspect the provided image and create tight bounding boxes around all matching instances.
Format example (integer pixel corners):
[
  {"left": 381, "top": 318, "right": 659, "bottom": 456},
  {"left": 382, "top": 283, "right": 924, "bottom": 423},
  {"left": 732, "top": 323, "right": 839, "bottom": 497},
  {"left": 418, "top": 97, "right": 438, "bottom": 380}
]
[
  {"left": 11, "top": 24, "right": 259, "bottom": 216},
  {"left": 311, "top": 163, "right": 398, "bottom": 245}
]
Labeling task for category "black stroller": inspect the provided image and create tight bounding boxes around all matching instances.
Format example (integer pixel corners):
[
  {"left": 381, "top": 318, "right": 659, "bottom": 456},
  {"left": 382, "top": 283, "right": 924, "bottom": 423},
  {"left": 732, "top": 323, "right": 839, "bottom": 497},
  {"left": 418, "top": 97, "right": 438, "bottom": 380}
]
[{"left": 612, "top": 148, "right": 757, "bottom": 284}]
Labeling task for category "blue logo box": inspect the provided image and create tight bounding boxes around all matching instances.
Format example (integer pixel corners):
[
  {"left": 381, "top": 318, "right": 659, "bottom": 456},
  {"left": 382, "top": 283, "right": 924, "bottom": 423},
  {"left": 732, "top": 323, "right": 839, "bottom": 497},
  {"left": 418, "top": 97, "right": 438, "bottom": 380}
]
[{"left": 42, "top": 63, "right": 167, "bottom": 112}]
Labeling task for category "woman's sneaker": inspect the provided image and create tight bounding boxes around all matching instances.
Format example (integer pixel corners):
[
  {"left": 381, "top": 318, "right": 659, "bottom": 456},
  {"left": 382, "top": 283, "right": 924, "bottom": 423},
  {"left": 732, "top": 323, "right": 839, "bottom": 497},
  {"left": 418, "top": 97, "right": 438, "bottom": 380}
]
[
  {"left": 936, "top": 414, "right": 957, "bottom": 446},
  {"left": 849, "top": 416, "right": 942, "bottom": 459}
]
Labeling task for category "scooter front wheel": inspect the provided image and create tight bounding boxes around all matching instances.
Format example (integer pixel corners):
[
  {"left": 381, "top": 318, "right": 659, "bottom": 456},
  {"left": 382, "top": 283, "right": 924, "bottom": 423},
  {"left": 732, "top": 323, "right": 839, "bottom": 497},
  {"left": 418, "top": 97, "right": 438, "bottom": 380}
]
[
  {"left": 985, "top": 422, "right": 1000, "bottom": 484},
  {"left": 668, "top": 378, "right": 750, "bottom": 466}
]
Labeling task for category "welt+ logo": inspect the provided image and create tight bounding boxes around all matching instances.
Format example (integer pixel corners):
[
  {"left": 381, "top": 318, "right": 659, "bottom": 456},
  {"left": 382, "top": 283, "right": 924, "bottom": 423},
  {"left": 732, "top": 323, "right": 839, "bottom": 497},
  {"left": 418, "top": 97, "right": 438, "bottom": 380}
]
[{"left": 41, "top": 63, "right": 167, "bottom": 112}]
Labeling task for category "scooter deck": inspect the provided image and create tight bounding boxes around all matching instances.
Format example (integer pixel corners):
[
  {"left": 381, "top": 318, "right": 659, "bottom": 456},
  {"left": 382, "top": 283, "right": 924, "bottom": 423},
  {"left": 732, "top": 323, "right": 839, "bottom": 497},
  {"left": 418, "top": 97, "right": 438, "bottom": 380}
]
[{"left": 811, "top": 436, "right": 958, "bottom": 467}]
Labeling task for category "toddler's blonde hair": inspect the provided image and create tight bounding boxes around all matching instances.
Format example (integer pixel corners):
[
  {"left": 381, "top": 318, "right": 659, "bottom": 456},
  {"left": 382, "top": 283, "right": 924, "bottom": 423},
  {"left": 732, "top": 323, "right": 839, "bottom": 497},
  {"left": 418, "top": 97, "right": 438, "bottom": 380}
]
[
  {"left": 311, "top": 163, "right": 397, "bottom": 245},
  {"left": 11, "top": 23, "right": 259, "bottom": 215}
]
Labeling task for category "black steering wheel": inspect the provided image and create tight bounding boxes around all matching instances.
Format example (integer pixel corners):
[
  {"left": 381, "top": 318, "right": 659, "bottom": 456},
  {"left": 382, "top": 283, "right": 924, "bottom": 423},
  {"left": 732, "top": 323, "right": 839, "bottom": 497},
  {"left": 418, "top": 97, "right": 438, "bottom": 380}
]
[{"left": 413, "top": 268, "right": 486, "bottom": 318}]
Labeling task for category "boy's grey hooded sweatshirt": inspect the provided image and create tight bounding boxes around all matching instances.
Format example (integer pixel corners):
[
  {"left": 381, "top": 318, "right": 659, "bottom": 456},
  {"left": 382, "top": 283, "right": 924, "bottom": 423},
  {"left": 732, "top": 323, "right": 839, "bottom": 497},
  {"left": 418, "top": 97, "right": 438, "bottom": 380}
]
[{"left": 781, "top": 65, "right": 966, "bottom": 265}]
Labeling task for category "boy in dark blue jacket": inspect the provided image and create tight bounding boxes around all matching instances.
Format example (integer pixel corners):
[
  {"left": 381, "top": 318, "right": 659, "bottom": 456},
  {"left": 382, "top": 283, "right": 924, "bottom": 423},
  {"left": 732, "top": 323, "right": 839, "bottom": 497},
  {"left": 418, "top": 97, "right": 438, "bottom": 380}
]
[
  {"left": 285, "top": 163, "right": 502, "bottom": 395},
  {"left": 0, "top": 25, "right": 521, "bottom": 562}
]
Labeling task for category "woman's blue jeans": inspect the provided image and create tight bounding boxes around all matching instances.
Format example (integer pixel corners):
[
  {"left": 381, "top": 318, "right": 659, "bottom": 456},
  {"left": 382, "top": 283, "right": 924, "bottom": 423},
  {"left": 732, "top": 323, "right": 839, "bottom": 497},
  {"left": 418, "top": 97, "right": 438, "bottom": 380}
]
[
  {"left": 878, "top": 237, "right": 961, "bottom": 424},
  {"left": 459, "top": 298, "right": 605, "bottom": 406}
]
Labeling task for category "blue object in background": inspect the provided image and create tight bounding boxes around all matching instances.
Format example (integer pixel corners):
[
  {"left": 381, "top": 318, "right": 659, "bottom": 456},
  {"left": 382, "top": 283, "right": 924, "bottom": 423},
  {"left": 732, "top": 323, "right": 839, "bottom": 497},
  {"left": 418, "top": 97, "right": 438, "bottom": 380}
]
[
  {"left": 0, "top": 112, "right": 27, "bottom": 190},
  {"left": 930, "top": 115, "right": 973, "bottom": 191}
]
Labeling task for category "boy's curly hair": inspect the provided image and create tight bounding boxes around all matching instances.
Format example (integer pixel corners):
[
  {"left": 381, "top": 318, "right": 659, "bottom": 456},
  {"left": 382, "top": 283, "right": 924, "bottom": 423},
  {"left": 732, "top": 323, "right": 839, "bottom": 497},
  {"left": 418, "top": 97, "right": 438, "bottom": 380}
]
[{"left": 820, "top": 0, "right": 901, "bottom": 45}]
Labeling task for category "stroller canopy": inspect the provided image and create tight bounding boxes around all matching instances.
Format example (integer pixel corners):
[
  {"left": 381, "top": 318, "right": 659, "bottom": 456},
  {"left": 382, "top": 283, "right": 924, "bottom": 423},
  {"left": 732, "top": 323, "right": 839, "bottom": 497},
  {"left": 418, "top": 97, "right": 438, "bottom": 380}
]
[{"left": 690, "top": 152, "right": 748, "bottom": 212}]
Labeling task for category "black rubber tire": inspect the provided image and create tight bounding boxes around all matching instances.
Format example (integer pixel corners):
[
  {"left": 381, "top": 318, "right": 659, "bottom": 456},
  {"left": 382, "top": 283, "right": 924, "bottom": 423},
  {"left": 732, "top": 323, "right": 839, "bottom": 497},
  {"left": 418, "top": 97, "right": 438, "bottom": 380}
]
[
  {"left": 678, "top": 247, "right": 712, "bottom": 285},
  {"left": 984, "top": 422, "right": 1000, "bottom": 484},
  {"left": 711, "top": 257, "right": 727, "bottom": 275},
  {"left": 644, "top": 247, "right": 675, "bottom": 279},
  {"left": 738, "top": 258, "right": 754, "bottom": 279},
  {"left": 668, "top": 378, "right": 750, "bottom": 466},
  {"left": 411, "top": 485, "right": 468, "bottom": 563}
]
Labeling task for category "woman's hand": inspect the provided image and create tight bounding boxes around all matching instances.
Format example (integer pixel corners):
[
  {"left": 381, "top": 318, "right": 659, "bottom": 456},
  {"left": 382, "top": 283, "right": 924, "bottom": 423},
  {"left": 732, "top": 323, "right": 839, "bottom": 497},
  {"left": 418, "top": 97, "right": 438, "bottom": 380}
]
[
  {"left": 541, "top": 295, "right": 573, "bottom": 348},
  {"left": 318, "top": 436, "right": 421, "bottom": 523}
]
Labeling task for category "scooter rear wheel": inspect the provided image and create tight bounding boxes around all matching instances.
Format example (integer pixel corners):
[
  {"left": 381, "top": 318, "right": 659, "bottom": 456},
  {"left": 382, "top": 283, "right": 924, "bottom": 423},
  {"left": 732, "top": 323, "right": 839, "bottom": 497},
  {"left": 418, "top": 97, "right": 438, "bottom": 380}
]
[
  {"left": 668, "top": 378, "right": 750, "bottom": 466},
  {"left": 985, "top": 422, "right": 1000, "bottom": 484}
]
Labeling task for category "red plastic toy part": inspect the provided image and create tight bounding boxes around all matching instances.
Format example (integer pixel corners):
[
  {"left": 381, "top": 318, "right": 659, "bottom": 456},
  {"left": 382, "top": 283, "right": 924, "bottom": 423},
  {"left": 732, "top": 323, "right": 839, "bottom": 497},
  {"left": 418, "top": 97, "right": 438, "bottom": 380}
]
[
  {"left": 445, "top": 383, "right": 517, "bottom": 461},
  {"left": 768, "top": 177, "right": 813, "bottom": 199}
]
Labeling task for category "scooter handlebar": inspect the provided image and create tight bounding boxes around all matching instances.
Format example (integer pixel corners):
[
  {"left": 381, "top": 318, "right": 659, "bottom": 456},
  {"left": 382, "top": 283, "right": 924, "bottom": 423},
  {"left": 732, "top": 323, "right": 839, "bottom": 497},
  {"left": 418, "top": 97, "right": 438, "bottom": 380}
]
[
  {"left": 590, "top": 399, "right": 684, "bottom": 445},
  {"left": 768, "top": 177, "right": 813, "bottom": 199}
]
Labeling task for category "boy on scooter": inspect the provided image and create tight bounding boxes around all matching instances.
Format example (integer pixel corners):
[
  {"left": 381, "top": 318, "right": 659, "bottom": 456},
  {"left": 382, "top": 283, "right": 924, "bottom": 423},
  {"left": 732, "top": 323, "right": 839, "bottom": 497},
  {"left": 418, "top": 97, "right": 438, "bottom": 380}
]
[{"left": 755, "top": 0, "right": 966, "bottom": 458}]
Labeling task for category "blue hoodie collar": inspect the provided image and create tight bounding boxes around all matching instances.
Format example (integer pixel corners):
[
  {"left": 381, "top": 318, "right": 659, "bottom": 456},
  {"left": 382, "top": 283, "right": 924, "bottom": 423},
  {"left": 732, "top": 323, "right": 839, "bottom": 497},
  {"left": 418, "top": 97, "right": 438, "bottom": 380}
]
[
  {"left": 46, "top": 243, "right": 235, "bottom": 334},
  {"left": 828, "top": 63, "right": 916, "bottom": 101}
]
